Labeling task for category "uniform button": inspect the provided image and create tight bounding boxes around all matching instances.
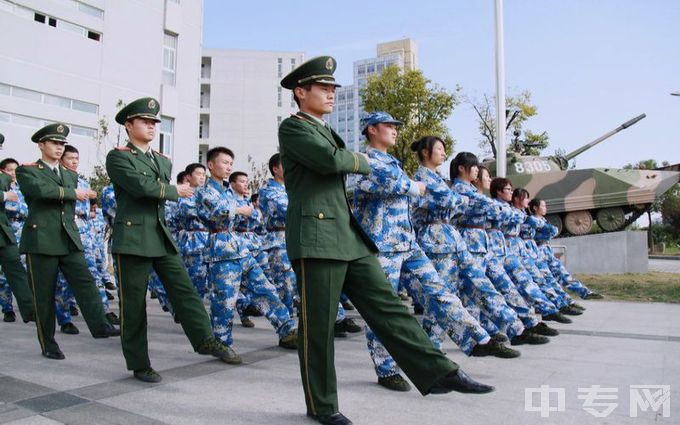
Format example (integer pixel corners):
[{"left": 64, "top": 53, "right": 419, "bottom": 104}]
[
  {"left": 32, "top": 224, "right": 37, "bottom": 228},
  {"left": 318, "top": 213, "right": 324, "bottom": 219},
  {"left": 61, "top": 211, "right": 64, "bottom": 215},
  {"left": 157, "top": 178, "right": 160, "bottom": 182},
  {"left": 143, "top": 172, "right": 147, "bottom": 175},
  {"left": 126, "top": 221, "right": 132, "bottom": 226}
]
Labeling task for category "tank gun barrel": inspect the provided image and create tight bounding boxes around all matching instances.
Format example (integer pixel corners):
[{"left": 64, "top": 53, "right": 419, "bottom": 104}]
[{"left": 563, "top": 113, "right": 646, "bottom": 161}]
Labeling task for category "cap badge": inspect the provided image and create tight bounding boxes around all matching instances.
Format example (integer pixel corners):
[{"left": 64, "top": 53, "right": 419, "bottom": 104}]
[
  {"left": 148, "top": 99, "right": 156, "bottom": 109},
  {"left": 56, "top": 124, "right": 64, "bottom": 133},
  {"left": 325, "top": 58, "right": 334, "bottom": 70}
]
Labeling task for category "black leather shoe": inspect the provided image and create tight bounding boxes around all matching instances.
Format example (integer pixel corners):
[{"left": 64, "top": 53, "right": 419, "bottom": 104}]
[
  {"left": 69, "top": 306, "right": 79, "bottom": 316},
  {"left": 23, "top": 311, "right": 36, "bottom": 323},
  {"left": 378, "top": 374, "right": 412, "bottom": 392},
  {"left": 307, "top": 412, "right": 353, "bottom": 425},
  {"left": 42, "top": 349, "right": 66, "bottom": 360},
  {"left": 93, "top": 322, "right": 120, "bottom": 338},
  {"left": 61, "top": 322, "right": 80, "bottom": 335},
  {"left": 544, "top": 312, "right": 572, "bottom": 324},
  {"left": 412, "top": 304, "right": 424, "bottom": 315},
  {"left": 106, "top": 312, "right": 120, "bottom": 325},
  {"left": 429, "top": 369, "right": 495, "bottom": 394},
  {"left": 530, "top": 322, "right": 559, "bottom": 337},
  {"left": 3, "top": 311, "right": 16, "bottom": 322},
  {"left": 491, "top": 333, "right": 508, "bottom": 343},
  {"left": 197, "top": 337, "right": 243, "bottom": 364},
  {"left": 133, "top": 367, "right": 162, "bottom": 383},
  {"left": 471, "top": 341, "right": 520, "bottom": 358}
]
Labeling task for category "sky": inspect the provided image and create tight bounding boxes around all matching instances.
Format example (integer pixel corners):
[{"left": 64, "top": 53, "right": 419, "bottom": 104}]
[{"left": 203, "top": 0, "right": 680, "bottom": 169}]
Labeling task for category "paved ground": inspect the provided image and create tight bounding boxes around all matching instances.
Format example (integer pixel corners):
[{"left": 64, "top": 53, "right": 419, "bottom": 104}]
[
  {"left": 1, "top": 290, "right": 678, "bottom": 425},
  {"left": 649, "top": 258, "right": 680, "bottom": 273}
]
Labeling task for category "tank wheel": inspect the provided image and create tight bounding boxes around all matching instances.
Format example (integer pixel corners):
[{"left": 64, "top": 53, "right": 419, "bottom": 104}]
[
  {"left": 546, "top": 214, "right": 563, "bottom": 236},
  {"left": 564, "top": 210, "right": 593, "bottom": 236},
  {"left": 596, "top": 207, "right": 626, "bottom": 232}
]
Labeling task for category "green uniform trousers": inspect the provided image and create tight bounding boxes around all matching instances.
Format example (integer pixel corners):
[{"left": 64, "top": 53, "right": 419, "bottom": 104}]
[
  {"left": 293, "top": 255, "right": 458, "bottom": 416},
  {"left": 0, "top": 245, "right": 34, "bottom": 321},
  {"left": 114, "top": 253, "right": 213, "bottom": 371},
  {"left": 26, "top": 251, "right": 109, "bottom": 354}
]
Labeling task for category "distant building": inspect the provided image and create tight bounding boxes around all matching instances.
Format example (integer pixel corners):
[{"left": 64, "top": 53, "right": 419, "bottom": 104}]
[
  {"left": 0, "top": 0, "right": 203, "bottom": 176},
  {"left": 327, "top": 38, "right": 418, "bottom": 151},
  {"left": 198, "top": 49, "right": 304, "bottom": 174}
]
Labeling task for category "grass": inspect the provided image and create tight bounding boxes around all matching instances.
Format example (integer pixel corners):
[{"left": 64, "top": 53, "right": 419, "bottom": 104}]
[{"left": 574, "top": 272, "right": 680, "bottom": 303}]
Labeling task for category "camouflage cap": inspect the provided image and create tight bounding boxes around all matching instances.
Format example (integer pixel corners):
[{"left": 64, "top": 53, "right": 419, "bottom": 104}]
[
  {"left": 360, "top": 111, "right": 403, "bottom": 135},
  {"left": 115, "top": 97, "right": 161, "bottom": 125},
  {"left": 31, "top": 123, "right": 70, "bottom": 143},
  {"left": 280, "top": 56, "right": 342, "bottom": 90}
]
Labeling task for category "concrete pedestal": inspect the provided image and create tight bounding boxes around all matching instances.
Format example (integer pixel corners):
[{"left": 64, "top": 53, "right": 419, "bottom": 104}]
[{"left": 551, "top": 230, "right": 648, "bottom": 274}]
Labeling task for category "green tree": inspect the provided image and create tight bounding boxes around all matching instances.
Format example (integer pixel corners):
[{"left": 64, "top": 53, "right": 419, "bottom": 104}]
[
  {"left": 246, "top": 155, "right": 270, "bottom": 194},
  {"left": 88, "top": 99, "right": 126, "bottom": 200},
  {"left": 361, "top": 65, "right": 459, "bottom": 175},
  {"left": 469, "top": 90, "right": 549, "bottom": 158}
]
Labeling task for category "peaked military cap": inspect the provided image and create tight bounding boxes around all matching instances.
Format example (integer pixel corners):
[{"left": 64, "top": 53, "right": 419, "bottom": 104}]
[
  {"left": 115, "top": 97, "right": 162, "bottom": 125},
  {"left": 280, "top": 56, "right": 342, "bottom": 90},
  {"left": 31, "top": 123, "right": 69, "bottom": 143}
]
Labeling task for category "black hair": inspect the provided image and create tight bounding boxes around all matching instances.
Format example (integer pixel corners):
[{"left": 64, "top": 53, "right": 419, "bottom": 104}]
[
  {"left": 512, "top": 188, "right": 530, "bottom": 208},
  {"left": 207, "top": 146, "right": 235, "bottom": 163},
  {"left": 228, "top": 171, "right": 248, "bottom": 183},
  {"left": 62, "top": 144, "right": 79, "bottom": 156},
  {"left": 250, "top": 193, "right": 259, "bottom": 203},
  {"left": 176, "top": 171, "right": 188, "bottom": 184},
  {"left": 0, "top": 158, "right": 19, "bottom": 170},
  {"left": 449, "top": 152, "right": 479, "bottom": 180},
  {"left": 268, "top": 153, "right": 281, "bottom": 176},
  {"left": 490, "top": 177, "right": 512, "bottom": 199},
  {"left": 410, "top": 136, "right": 445, "bottom": 163},
  {"left": 185, "top": 162, "right": 206, "bottom": 175},
  {"left": 528, "top": 198, "right": 544, "bottom": 215},
  {"left": 292, "top": 83, "right": 313, "bottom": 108}
]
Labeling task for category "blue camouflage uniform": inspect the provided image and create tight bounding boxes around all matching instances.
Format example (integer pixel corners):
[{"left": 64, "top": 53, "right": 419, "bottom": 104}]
[
  {"left": 354, "top": 149, "right": 490, "bottom": 378},
  {"left": 196, "top": 177, "right": 296, "bottom": 346},
  {"left": 258, "top": 178, "right": 297, "bottom": 315},
  {"left": 0, "top": 182, "right": 28, "bottom": 314},
  {"left": 484, "top": 197, "right": 542, "bottom": 329},
  {"left": 520, "top": 216, "right": 573, "bottom": 309},
  {"left": 92, "top": 208, "right": 113, "bottom": 288},
  {"left": 450, "top": 178, "right": 525, "bottom": 339},
  {"left": 176, "top": 193, "right": 210, "bottom": 299}
]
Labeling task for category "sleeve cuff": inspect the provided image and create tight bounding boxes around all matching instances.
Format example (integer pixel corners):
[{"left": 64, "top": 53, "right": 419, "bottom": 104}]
[{"left": 407, "top": 181, "right": 421, "bottom": 197}]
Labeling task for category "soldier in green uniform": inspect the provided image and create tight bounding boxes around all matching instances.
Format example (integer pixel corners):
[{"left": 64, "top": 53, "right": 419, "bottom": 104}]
[
  {"left": 106, "top": 97, "right": 238, "bottom": 383},
  {"left": 279, "top": 57, "right": 494, "bottom": 425},
  {"left": 0, "top": 132, "right": 35, "bottom": 324},
  {"left": 16, "top": 124, "right": 119, "bottom": 360}
]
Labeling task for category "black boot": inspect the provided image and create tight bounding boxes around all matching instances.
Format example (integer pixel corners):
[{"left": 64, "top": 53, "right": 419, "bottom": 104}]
[
  {"left": 3, "top": 311, "right": 16, "bottom": 322},
  {"left": 530, "top": 322, "right": 559, "bottom": 337},
  {"left": 544, "top": 312, "right": 572, "bottom": 324}
]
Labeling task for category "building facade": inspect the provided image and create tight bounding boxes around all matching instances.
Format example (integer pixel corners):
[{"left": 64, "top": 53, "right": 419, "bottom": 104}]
[
  {"left": 198, "top": 49, "right": 304, "bottom": 175},
  {"left": 0, "top": 0, "right": 203, "bottom": 177},
  {"left": 327, "top": 38, "right": 418, "bottom": 152}
]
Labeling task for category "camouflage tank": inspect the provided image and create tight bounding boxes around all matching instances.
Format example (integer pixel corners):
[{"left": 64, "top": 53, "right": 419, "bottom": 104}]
[{"left": 483, "top": 114, "right": 680, "bottom": 236}]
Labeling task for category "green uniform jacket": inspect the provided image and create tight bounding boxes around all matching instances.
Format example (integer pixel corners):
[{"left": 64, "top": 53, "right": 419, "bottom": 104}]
[
  {"left": 16, "top": 160, "right": 83, "bottom": 255},
  {"left": 0, "top": 173, "right": 18, "bottom": 247},
  {"left": 278, "top": 113, "right": 377, "bottom": 261},
  {"left": 105, "top": 143, "right": 179, "bottom": 257}
]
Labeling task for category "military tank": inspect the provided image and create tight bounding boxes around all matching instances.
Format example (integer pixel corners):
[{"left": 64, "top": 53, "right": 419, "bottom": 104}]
[{"left": 483, "top": 113, "right": 680, "bottom": 236}]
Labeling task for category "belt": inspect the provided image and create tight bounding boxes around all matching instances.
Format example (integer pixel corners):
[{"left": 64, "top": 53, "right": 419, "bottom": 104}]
[
  {"left": 234, "top": 228, "right": 249, "bottom": 233},
  {"left": 423, "top": 219, "right": 449, "bottom": 225},
  {"left": 185, "top": 228, "right": 208, "bottom": 232},
  {"left": 267, "top": 226, "right": 285, "bottom": 231},
  {"left": 487, "top": 227, "right": 502, "bottom": 232},
  {"left": 209, "top": 228, "right": 230, "bottom": 234},
  {"left": 460, "top": 224, "right": 485, "bottom": 230},
  {"left": 504, "top": 233, "right": 519, "bottom": 238},
  {"left": 521, "top": 236, "right": 533, "bottom": 240}
]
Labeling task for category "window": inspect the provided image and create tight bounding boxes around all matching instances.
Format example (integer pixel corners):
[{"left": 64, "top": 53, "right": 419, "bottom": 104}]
[
  {"left": 290, "top": 57, "right": 296, "bottom": 70},
  {"left": 71, "top": 125, "right": 96, "bottom": 138},
  {"left": 44, "top": 94, "right": 71, "bottom": 108},
  {"left": 290, "top": 92, "right": 295, "bottom": 108},
  {"left": 26, "top": 6, "right": 101, "bottom": 41},
  {"left": 357, "top": 65, "right": 365, "bottom": 75},
  {"left": 366, "top": 64, "right": 375, "bottom": 73},
  {"left": 77, "top": 1, "right": 104, "bottom": 19},
  {"left": 12, "top": 87, "right": 42, "bottom": 102},
  {"left": 1, "top": 83, "right": 98, "bottom": 114},
  {"left": 0, "top": 111, "right": 97, "bottom": 137},
  {"left": 159, "top": 117, "right": 174, "bottom": 156},
  {"left": 0, "top": 83, "right": 10, "bottom": 96},
  {"left": 277, "top": 116, "right": 282, "bottom": 127},
  {"left": 163, "top": 32, "right": 178, "bottom": 86},
  {"left": 277, "top": 58, "right": 283, "bottom": 78},
  {"left": 72, "top": 99, "right": 98, "bottom": 114},
  {"left": 277, "top": 86, "right": 282, "bottom": 107}
]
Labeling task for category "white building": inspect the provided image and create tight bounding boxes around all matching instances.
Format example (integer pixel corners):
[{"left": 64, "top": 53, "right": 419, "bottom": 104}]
[
  {"left": 328, "top": 39, "right": 418, "bottom": 151},
  {"left": 198, "top": 49, "right": 304, "bottom": 174},
  {"left": 0, "top": 0, "right": 203, "bottom": 177}
]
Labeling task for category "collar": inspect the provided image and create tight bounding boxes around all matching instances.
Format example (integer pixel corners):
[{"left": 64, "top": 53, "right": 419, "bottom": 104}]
[
  {"left": 39, "top": 158, "right": 59, "bottom": 170},
  {"left": 298, "top": 111, "right": 327, "bottom": 127},
  {"left": 127, "top": 141, "right": 152, "bottom": 155},
  {"left": 208, "top": 177, "right": 228, "bottom": 192},
  {"left": 366, "top": 147, "right": 399, "bottom": 164},
  {"left": 266, "top": 178, "right": 284, "bottom": 189}
]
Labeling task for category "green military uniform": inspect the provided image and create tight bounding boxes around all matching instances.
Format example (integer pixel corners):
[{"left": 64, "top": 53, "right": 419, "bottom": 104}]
[
  {"left": 106, "top": 97, "right": 213, "bottom": 372},
  {"left": 16, "top": 123, "right": 114, "bottom": 357},
  {"left": 279, "top": 57, "right": 458, "bottom": 418},
  {"left": 0, "top": 166, "right": 35, "bottom": 322}
]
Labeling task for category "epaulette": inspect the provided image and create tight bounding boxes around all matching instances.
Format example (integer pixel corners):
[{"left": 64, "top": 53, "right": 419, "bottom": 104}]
[
  {"left": 21, "top": 162, "right": 39, "bottom": 167},
  {"left": 114, "top": 146, "right": 133, "bottom": 152},
  {"left": 153, "top": 150, "right": 169, "bottom": 159},
  {"left": 292, "top": 113, "right": 310, "bottom": 122}
]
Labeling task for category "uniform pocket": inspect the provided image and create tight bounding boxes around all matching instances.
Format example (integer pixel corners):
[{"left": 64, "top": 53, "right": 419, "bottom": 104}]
[
  {"left": 300, "top": 204, "right": 337, "bottom": 247},
  {"left": 115, "top": 216, "right": 143, "bottom": 245}
]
